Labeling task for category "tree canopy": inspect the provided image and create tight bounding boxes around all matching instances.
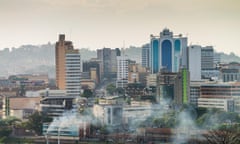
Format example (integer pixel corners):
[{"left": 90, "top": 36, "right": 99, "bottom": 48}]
[
  {"left": 25, "top": 111, "right": 52, "bottom": 135},
  {"left": 106, "top": 84, "right": 116, "bottom": 95}
]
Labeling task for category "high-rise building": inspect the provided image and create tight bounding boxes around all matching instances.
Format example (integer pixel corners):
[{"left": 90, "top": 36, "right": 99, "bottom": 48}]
[
  {"left": 55, "top": 34, "right": 74, "bottom": 90},
  {"left": 97, "top": 48, "right": 121, "bottom": 79},
  {"left": 128, "top": 63, "right": 148, "bottom": 84},
  {"left": 116, "top": 55, "right": 129, "bottom": 88},
  {"left": 65, "top": 50, "right": 81, "bottom": 97},
  {"left": 201, "top": 46, "right": 216, "bottom": 79},
  {"left": 141, "top": 43, "right": 150, "bottom": 68},
  {"left": 55, "top": 34, "right": 81, "bottom": 97},
  {"left": 82, "top": 59, "right": 101, "bottom": 84},
  {"left": 188, "top": 45, "right": 202, "bottom": 81},
  {"left": 201, "top": 46, "right": 214, "bottom": 70},
  {"left": 156, "top": 68, "right": 190, "bottom": 105},
  {"left": 150, "top": 28, "right": 188, "bottom": 73},
  {"left": 189, "top": 81, "right": 202, "bottom": 106}
]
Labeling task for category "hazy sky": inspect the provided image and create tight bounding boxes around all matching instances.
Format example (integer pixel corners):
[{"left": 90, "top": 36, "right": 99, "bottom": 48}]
[{"left": 0, "top": 0, "right": 240, "bottom": 54}]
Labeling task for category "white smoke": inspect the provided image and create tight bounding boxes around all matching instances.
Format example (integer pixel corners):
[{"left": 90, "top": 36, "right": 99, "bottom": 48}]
[
  {"left": 173, "top": 108, "right": 198, "bottom": 144},
  {"left": 45, "top": 108, "right": 98, "bottom": 137}
]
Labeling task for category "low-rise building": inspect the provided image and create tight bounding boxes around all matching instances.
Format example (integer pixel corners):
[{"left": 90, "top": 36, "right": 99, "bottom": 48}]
[
  {"left": 93, "top": 104, "right": 123, "bottom": 126},
  {"left": 197, "top": 81, "right": 240, "bottom": 112},
  {"left": 189, "top": 81, "right": 202, "bottom": 106},
  {"left": 39, "top": 89, "right": 77, "bottom": 118},
  {"left": 220, "top": 68, "right": 240, "bottom": 82},
  {"left": 2, "top": 96, "right": 40, "bottom": 120},
  {"left": 198, "top": 98, "right": 234, "bottom": 112}
]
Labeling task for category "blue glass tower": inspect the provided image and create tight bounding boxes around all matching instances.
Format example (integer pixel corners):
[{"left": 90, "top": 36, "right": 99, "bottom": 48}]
[
  {"left": 161, "top": 40, "right": 172, "bottom": 72},
  {"left": 174, "top": 39, "right": 181, "bottom": 72},
  {"left": 151, "top": 39, "right": 159, "bottom": 73},
  {"left": 150, "top": 28, "right": 188, "bottom": 73}
]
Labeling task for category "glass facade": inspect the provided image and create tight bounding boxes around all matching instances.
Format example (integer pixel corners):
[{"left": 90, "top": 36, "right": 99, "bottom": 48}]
[
  {"left": 161, "top": 40, "right": 172, "bottom": 72},
  {"left": 174, "top": 39, "right": 181, "bottom": 72},
  {"left": 150, "top": 29, "right": 187, "bottom": 73},
  {"left": 152, "top": 39, "right": 159, "bottom": 73}
]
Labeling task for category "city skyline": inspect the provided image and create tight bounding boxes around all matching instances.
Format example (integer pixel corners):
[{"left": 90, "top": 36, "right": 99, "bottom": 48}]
[{"left": 0, "top": 0, "right": 240, "bottom": 54}]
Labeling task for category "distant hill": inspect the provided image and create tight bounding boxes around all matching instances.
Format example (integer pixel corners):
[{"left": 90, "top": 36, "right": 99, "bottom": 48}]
[
  {"left": 124, "top": 46, "right": 141, "bottom": 63},
  {"left": 0, "top": 43, "right": 98, "bottom": 78},
  {"left": 0, "top": 43, "right": 55, "bottom": 78},
  {"left": 218, "top": 52, "right": 240, "bottom": 63},
  {"left": 0, "top": 43, "right": 239, "bottom": 78}
]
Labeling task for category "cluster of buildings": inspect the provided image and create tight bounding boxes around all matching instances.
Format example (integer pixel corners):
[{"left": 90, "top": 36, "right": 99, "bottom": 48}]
[
  {"left": 1, "top": 29, "right": 240, "bottom": 139},
  {"left": 141, "top": 28, "right": 240, "bottom": 112}
]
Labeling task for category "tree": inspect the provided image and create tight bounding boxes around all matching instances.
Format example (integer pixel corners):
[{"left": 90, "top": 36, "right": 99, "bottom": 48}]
[
  {"left": 0, "top": 117, "right": 20, "bottom": 139},
  {"left": 115, "top": 87, "right": 125, "bottom": 96},
  {"left": 81, "top": 89, "right": 93, "bottom": 98},
  {"left": 196, "top": 109, "right": 240, "bottom": 129},
  {"left": 106, "top": 84, "right": 116, "bottom": 95},
  {"left": 0, "top": 121, "right": 12, "bottom": 138},
  {"left": 26, "top": 111, "right": 52, "bottom": 135},
  {"left": 203, "top": 125, "right": 240, "bottom": 144}
]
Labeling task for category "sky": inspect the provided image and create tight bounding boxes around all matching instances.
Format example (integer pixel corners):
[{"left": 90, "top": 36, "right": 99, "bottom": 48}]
[{"left": 0, "top": 0, "right": 240, "bottom": 54}]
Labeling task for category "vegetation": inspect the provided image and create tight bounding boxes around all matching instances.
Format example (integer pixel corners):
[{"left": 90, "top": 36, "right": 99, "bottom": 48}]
[
  {"left": 196, "top": 109, "right": 240, "bottom": 129},
  {"left": 1, "top": 137, "right": 33, "bottom": 144},
  {"left": 152, "top": 111, "right": 177, "bottom": 128},
  {"left": 138, "top": 105, "right": 240, "bottom": 132},
  {"left": 0, "top": 117, "right": 21, "bottom": 142},
  {"left": 115, "top": 87, "right": 125, "bottom": 96},
  {"left": 106, "top": 84, "right": 116, "bottom": 95},
  {"left": 81, "top": 89, "right": 93, "bottom": 98},
  {"left": 24, "top": 111, "right": 52, "bottom": 135},
  {"left": 203, "top": 124, "right": 240, "bottom": 144}
]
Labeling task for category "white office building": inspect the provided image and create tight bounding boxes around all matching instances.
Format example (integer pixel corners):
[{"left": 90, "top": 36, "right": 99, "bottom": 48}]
[
  {"left": 188, "top": 45, "right": 202, "bottom": 81},
  {"left": 141, "top": 43, "right": 150, "bottom": 68},
  {"left": 116, "top": 55, "right": 129, "bottom": 88},
  {"left": 65, "top": 50, "right": 82, "bottom": 97},
  {"left": 198, "top": 98, "right": 234, "bottom": 112},
  {"left": 93, "top": 104, "right": 123, "bottom": 126}
]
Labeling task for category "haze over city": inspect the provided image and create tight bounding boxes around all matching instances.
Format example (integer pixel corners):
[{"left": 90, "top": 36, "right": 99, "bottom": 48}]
[
  {"left": 2, "top": 1, "right": 240, "bottom": 143},
  {"left": 0, "top": 0, "right": 240, "bottom": 54}
]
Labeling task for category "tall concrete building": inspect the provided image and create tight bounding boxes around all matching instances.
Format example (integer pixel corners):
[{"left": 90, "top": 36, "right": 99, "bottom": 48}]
[
  {"left": 201, "top": 46, "right": 214, "bottom": 70},
  {"left": 65, "top": 50, "right": 81, "bottom": 97},
  {"left": 55, "top": 34, "right": 74, "bottom": 90},
  {"left": 97, "top": 48, "right": 121, "bottom": 79},
  {"left": 150, "top": 28, "right": 188, "bottom": 73},
  {"left": 201, "top": 46, "right": 216, "bottom": 79},
  {"left": 188, "top": 45, "right": 202, "bottom": 81},
  {"left": 156, "top": 68, "right": 190, "bottom": 105},
  {"left": 188, "top": 45, "right": 216, "bottom": 81},
  {"left": 82, "top": 59, "right": 101, "bottom": 84},
  {"left": 141, "top": 43, "right": 150, "bottom": 68},
  {"left": 116, "top": 55, "right": 129, "bottom": 88},
  {"left": 55, "top": 34, "right": 81, "bottom": 97},
  {"left": 128, "top": 63, "right": 148, "bottom": 85}
]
